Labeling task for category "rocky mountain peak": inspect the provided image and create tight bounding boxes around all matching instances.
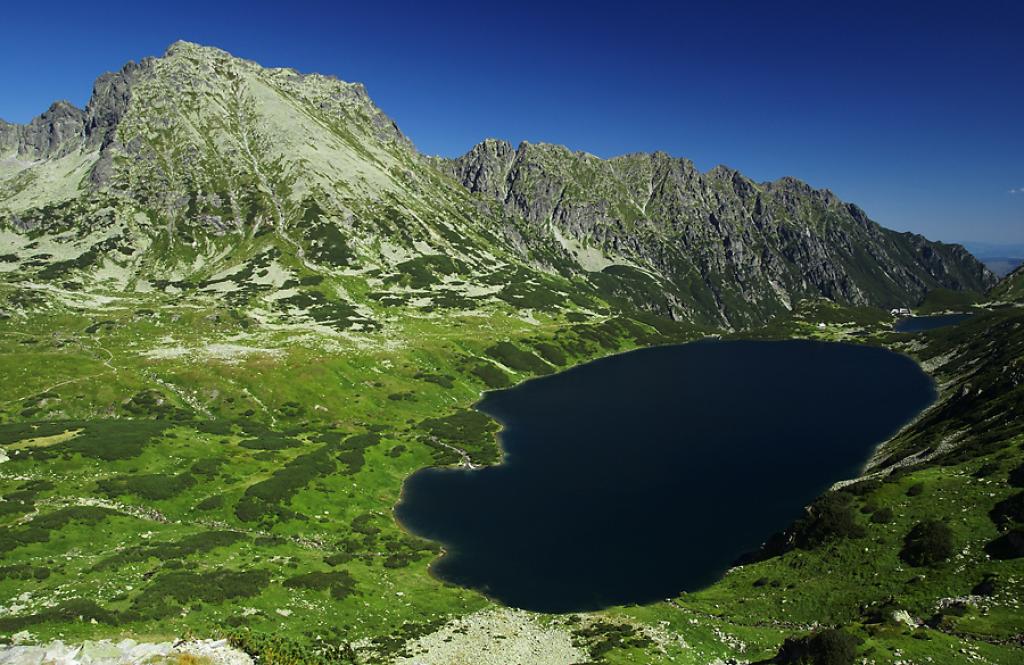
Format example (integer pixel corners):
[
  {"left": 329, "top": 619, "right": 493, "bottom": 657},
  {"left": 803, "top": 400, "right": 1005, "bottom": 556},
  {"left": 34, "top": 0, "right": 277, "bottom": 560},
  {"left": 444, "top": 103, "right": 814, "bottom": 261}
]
[
  {"left": 0, "top": 42, "right": 998, "bottom": 330},
  {"left": 443, "top": 137, "right": 996, "bottom": 325},
  {"left": 706, "top": 164, "right": 757, "bottom": 194},
  {"left": 165, "top": 39, "right": 218, "bottom": 56},
  {"left": 469, "top": 138, "right": 515, "bottom": 158},
  {"left": 0, "top": 58, "right": 151, "bottom": 166},
  {"left": 7, "top": 100, "right": 86, "bottom": 159},
  {"left": 2, "top": 40, "right": 414, "bottom": 210}
]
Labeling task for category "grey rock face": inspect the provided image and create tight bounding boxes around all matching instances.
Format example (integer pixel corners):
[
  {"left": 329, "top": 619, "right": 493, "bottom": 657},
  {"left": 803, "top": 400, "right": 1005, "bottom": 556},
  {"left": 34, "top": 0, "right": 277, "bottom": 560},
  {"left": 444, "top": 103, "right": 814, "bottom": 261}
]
[
  {"left": 86, "top": 60, "right": 150, "bottom": 148},
  {"left": 1, "top": 58, "right": 152, "bottom": 182},
  {"left": 3, "top": 41, "right": 994, "bottom": 331},
  {"left": 13, "top": 101, "right": 87, "bottom": 159},
  {"left": 441, "top": 140, "right": 996, "bottom": 326},
  {"left": 85, "top": 59, "right": 154, "bottom": 185},
  {"left": 448, "top": 138, "right": 518, "bottom": 201},
  {"left": 0, "top": 119, "right": 19, "bottom": 154}
]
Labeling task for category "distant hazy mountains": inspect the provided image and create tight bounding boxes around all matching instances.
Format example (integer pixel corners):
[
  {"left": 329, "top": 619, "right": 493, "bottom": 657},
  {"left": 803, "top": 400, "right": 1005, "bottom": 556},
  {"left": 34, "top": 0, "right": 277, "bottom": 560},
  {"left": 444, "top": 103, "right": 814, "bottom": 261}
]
[
  {"left": 962, "top": 242, "right": 1024, "bottom": 277},
  {"left": 0, "top": 41, "right": 996, "bottom": 328}
]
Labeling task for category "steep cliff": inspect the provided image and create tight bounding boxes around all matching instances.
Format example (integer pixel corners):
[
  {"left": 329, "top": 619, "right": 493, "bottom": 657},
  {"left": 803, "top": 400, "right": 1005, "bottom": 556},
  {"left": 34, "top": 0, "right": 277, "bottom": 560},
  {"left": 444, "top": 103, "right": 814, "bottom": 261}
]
[{"left": 441, "top": 140, "right": 995, "bottom": 326}]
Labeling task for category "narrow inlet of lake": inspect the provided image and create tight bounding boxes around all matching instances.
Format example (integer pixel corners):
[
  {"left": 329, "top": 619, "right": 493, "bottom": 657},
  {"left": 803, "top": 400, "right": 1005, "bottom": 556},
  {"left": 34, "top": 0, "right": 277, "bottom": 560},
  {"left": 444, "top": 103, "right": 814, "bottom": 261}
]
[
  {"left": 893, "top": 313, "right": 974, "bottom": 333},
  {"left": 395, "top": 339, "right": 936, "bottom": 613}
]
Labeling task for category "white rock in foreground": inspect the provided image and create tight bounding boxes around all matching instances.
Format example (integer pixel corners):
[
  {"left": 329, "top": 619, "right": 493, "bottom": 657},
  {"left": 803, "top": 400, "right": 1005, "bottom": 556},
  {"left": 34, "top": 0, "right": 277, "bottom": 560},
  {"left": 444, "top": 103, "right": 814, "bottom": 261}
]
[
  {"left": 388, "top": 608, "right": 586, "bottom": 665},
  {"left": 0, "top": 639, "right": 252, "bottom": 665}
]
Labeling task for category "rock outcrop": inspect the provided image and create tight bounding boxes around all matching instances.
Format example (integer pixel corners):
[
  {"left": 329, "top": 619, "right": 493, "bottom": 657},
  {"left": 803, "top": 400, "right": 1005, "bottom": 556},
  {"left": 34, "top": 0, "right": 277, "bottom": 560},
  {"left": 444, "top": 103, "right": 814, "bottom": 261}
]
[
  {"left": 0, "top": 42, "right": 997, "bottom": 329},
  {"left": 0, "top": 638, "right": 252, "bottom": 665},
  {"left": 0, "top": 58, "right": 152, "bottom": 185},
  {"left": 441, "top": 140, "right": 996, "bottom": 326}
]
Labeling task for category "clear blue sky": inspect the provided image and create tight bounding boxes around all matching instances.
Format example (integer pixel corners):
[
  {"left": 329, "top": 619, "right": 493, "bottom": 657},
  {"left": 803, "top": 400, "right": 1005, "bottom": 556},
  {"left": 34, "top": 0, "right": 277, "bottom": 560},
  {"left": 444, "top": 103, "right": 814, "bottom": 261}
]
[{"left": 1, "top": 1, "right": 1021, "bottom": 244}]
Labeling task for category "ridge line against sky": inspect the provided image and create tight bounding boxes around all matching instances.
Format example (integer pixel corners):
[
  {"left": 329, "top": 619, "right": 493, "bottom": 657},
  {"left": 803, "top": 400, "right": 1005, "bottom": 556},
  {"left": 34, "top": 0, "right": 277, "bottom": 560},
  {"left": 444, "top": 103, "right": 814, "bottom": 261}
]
[{"left": 1, "top": 0, "right": 1021, "bottom": 245}]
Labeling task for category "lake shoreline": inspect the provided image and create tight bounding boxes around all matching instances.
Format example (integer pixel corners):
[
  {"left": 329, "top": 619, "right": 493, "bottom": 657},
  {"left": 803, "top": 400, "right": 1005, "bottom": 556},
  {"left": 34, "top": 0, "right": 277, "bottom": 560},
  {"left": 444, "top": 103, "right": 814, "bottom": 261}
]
[{"left": 393, "top": 337, "right": 936, "bottom": 612}]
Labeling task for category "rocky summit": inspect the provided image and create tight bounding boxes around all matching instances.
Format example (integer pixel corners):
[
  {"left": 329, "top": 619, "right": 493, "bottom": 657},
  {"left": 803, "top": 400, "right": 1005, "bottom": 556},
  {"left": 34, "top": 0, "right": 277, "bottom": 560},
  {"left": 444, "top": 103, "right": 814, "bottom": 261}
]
[
  {"left": 1, "top": 41, "right": 993, "bottom": 331},
  {"left": 441, "top": 139, "right": 994, "bottom": 326},
  {"left": 0, "top": 41, "right": 1022, "bottom": 665}
]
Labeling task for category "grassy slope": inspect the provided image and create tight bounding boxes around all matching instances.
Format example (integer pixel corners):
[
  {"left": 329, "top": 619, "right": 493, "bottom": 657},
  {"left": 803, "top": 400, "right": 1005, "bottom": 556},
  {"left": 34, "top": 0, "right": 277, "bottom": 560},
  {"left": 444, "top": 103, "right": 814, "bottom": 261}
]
[
  {"left": 990, "top": 266, "right": 1024, "bottom": 303},
  {"left": 1, "top": 283, "right": 1022, "bottom": 664},
  {"left": 0, "top": 273, "right": 709, "bottom": 660}
]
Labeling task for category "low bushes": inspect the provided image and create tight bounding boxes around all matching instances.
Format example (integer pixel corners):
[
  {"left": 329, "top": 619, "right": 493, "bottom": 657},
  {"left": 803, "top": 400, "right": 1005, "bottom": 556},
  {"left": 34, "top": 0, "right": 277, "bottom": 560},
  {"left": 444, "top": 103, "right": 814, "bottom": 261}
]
[
  {"left": 126, "top": 568, "right": 270, "bottom": 620},
  {"left": 8, "top": 420, "right": 172, "bottom": 461},
  {"left": 0, "top": 506, "right": 117, "bottom": 553},
  {"left": 774, "top": 628, "right": 860, "bottom": 665},
  {"left": 900, "top": 520, "right": 955, "bottom": 566},
  {"left": 985, "top": 528, "right": 1024, "bottom": 559},
  {"left": 0, "top": 599, "right": 116, "bottom": 633},
  {"left": 228, "top": 630, "right": 357, "bottom": 665},
  {"left": 414, "top": 372, "right": 454, "bottom": 389},
  {"left": 1009, "top": 462, "right": 1024, "bottom": 487},
  {"left": 570, "top": 621, "right": 654, "bottom": 660},
  {"left": 0, "top": 564, "right": 51, "bottom": 581},
  {"left": 283, "top": 570, "right": 357, "bottom": 600},
  {"left": 98, "top": 473, "right": 196, "bottom": 501},
  {"left": 990, "top": 491, "right": 1024, "bottom": 527},
  {"left": 190, "top": 457, "right": 226, "bottom": 477},
  {"left": 470, "top": 363, "right": 511, "bottom": 389},
  {"left": 418, "top": 409, "right": 499, "bottom": 465},
  {"left": 533, "top": 341, "right": 568, "bottom": 366},
  {"left": 485, "top": 342, "right": 553, "bottom": 375},
  {"left": 235, "top": 447, "right": 331, "bottom": 522},
  {"left": 972, "top": 573, "right": 1000, "bottom": 595},
  {"left": 793, "top": 493, "right": 865, "bottom": 549},
  {"left": 91, "top": 531, "right": 246, "bottom": 571},
  {"left": 869, "top": 507, "right": 894, "bottom": 524}
]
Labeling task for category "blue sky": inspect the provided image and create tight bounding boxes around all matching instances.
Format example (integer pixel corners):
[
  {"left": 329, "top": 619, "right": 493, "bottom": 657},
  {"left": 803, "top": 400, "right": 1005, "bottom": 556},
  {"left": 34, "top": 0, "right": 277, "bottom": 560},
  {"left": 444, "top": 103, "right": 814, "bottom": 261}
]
[{"left": 1, "top": 1, "right": 1021, "bottom": 245}]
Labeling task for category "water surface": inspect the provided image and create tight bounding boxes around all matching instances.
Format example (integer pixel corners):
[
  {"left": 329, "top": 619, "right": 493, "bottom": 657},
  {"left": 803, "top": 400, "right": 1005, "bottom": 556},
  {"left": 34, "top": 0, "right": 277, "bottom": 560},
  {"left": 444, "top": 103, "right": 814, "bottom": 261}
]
[
  {"left": 894, "top": 313, "right": 974, "bottom": 332},
  {"left": 395, "top": 340, "right": 935, "bottom": 612}
]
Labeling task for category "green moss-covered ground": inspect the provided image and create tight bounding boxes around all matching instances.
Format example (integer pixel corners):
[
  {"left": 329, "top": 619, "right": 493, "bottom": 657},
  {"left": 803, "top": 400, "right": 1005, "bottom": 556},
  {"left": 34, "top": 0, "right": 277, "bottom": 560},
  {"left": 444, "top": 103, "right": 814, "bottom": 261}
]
[{"left": 0, "top": 279, "right": 1021, "bottom": 664}]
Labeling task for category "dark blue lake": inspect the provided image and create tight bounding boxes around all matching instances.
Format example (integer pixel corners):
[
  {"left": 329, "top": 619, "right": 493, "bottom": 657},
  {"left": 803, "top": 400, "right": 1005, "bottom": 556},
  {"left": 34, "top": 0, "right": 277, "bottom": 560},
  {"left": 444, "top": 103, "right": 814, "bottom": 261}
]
[
  {"left": 395, "top": 340, "right": 936, "bottom": 612},
  {"left": 894, "top": 313, "right": 974, "bottom": 333}
]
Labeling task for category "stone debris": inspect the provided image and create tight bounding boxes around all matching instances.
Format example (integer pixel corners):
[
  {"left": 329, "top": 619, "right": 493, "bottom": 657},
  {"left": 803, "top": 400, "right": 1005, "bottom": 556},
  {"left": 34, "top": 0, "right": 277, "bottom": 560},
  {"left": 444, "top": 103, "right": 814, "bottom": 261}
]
[
  {"left": 141, "top": 343, "right": 285, "bottom": 363},
  {"left": 386, "top": 608, "right": 586, "bottom": 665},
  {"left": 891, "top": 609, "right": 922, "bottom": 629},
  {"left": 0, "top": 639, "right": 252, "bottom": 665}
]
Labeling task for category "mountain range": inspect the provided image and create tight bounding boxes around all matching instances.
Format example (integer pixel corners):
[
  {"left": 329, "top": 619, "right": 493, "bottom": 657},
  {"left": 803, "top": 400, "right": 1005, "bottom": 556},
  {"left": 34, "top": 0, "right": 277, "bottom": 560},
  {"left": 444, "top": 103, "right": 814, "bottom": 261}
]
[{"left": 0, "top": 41, "right": 994, "bottom": 330}]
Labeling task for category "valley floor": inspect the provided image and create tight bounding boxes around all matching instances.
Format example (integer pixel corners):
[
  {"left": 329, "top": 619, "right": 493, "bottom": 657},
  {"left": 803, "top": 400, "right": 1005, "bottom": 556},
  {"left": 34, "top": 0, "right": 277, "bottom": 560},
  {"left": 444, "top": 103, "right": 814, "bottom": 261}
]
[{"left": 0, "top": 290, "right": 1022, "bottom": 665}]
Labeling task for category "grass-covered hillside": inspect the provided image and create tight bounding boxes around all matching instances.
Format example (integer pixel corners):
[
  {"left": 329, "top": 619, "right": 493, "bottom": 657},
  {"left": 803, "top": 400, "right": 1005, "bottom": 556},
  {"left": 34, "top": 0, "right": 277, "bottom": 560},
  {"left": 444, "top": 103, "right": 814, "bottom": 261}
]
[
  {"left": 990, "top": 265, "right": 1024, "bottom": 303},
  {"left": 0, "top": 279, "right": 704, "bottom": 662},
  {"left": 2, "top": 287, "right": 1021, "bottom": 665}
]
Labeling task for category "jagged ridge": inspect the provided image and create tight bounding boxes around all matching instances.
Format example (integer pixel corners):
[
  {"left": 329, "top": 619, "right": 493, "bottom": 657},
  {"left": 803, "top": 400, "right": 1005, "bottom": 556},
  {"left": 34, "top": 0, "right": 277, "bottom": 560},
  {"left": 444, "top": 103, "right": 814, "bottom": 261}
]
[
  {"left": 440, "top": 139, "right": 995, "bottom": 327},
  {"left": 0, "top": 41, "right": 997, "bottom": 330}
]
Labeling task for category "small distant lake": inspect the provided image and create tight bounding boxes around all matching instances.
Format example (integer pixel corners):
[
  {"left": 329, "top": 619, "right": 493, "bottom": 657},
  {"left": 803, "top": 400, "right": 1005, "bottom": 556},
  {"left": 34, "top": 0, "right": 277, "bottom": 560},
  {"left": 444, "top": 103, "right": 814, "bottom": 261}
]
[
  {"left": 894, "top": 313, "right": 974, "bottom": 333},
  {"left": 394, "top": 340, "right": 936, "bottom": 613}
]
